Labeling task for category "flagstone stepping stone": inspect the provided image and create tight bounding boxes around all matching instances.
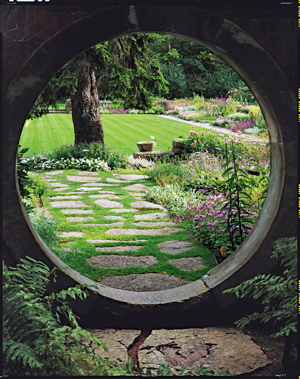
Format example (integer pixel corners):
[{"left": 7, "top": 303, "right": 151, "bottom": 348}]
[
  {"left": 80, "top": 182, "right": 106, "bottom": 186},
  {"left": 53, "top": 187, "right": 70, "bottom": 191},
  {"left": 99, "top": 273, "right": 192, "bottom": 291},
  {"left": 89, "top": 194, "right": 120, "bottom": 199},
  {"left": 87, "top": 254, "right": 157, "bottom": 268},
  {"left": 61, "top": 209, "right": 94, "bottom": 214},
  {"left": 109, "top": 209, "right": 138, "bottom": 213},
  {"left": 157, "top": 240, "right": 197, "bottom": 255},
  {"left": 77, "top": 187, "right": 103, "bottom": 191},
  {"left": 106, "top": 178, "right": 132, "bottom": 183},
  {"left": 104, "top": 216, "right": 126, "bottom": 220},
  {"left": 128, "top": 192, "right": 146, "bottom": 196},
  {"left": 94, "top": 246, "right": 143, "bottom": 253},
  {"left": 50, "top": 200, "right": 90, "bottom": 208},
  {"left": 43, "top": 170, "right": 64, "bottom": 175},
  {"left": 93, "top": 183, "right": 117, "bottom": 187},
  {"left": 63, "top": 191, "right": 88, "bottom": 194},
  {"left": 106, "top": 227, "right": 184, "bottom": 236},
  {"left": 168, "top": 257, "right": 205, "bottom": 271},
  {"left": 134, "top": 213, "right": 170, "bottom": 221},
  {"left": 95, "top": 199, "right": 123, "bottom": 208},
  {"left": 77, "top": 171, "right": 99, "bottom": 175},
  {"left": 131, "top": 195, "right": 145, "bottom": 200},
  {"left": 134, "top": 222, "right": 175, "bottom": 227},
  {"left": 98, "top": 191, "right": 116, "bottom": 194},
  {"left": 49, "top": 195, "right": 81, "bottom": 199},
  {"left": 66, "top": 217, "right": 96, "bottom": 222},
  {"left": 82, "top": 222, "right": 124, "bottom": 227},
  {"left": 59, "top": 232, "right": 85, "bottom": 237},
  {"left": 67, "top": 175, "right": 101, "bottom": 182},
  {"left": 48, "top": 182, "right": 70, "bottom": 187},
  {"left": 130, "top": 201, "right": 165, "bottom": 210},
  {"left": 122, "top": 184, "right": 149, "bottom": 191},
  {"left": 113, "top": 174, "right": 149, "bottom": 180},
  {"left": 86, "top": 239, "right": 147, "bottom": 243},
  {"left": 45, "top": 179, "right": 57, "bottom": 182}
]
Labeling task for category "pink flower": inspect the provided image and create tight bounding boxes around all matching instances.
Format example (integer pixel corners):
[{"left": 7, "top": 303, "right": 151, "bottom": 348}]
[{"left": 191, "top": 143, "right": 194, "bottom": 146}]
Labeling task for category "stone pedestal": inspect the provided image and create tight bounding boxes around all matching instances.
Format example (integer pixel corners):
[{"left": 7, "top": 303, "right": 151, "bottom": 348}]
[
  {"left": 172, "top": 139, "right": 186, "bottom": 155},
  {"left": 137, "top": 141, "right": 156, "bottom": 152},
  {"left": 133, "top": 151, "right": 173, "bottom": 160}
]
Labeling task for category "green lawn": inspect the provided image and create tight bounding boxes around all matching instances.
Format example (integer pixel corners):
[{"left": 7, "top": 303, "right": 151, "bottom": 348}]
[{"left": 20, "top": 114, "right": 216, "bottom": 156}]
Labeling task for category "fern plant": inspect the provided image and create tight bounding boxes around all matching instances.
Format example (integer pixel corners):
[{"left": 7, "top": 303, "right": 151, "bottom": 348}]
[
  {"left": 2, "top": 257, "right": 132, "bottom": 376},
  {"left": 224, "top": 237, "right": 297, "bottom": 373}
]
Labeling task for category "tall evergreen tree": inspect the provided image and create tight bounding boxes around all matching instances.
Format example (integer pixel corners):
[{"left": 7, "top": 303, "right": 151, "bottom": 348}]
[{"left": 33, "top": 34, "right": 168, "bottom": 145}]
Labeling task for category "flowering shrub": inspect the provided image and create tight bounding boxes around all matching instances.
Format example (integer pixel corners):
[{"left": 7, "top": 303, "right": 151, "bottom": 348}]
[
  {"left": 178, "top": 110, "right": 198, "bottom": 119},
  {"left": 24, "top": 156, "right": 110, "bottom": 172},
  {"left": 126, "top": 155, "right": 155, "bottom": 169},
  {"left": 227, "top": 113, "right": 251, "bottom": 122},
  {"left": 230, "top": 121, "right": 253, "bottom": 133},
  {"left": 108, "top": 108, "right": 128, "bottom": 114}
]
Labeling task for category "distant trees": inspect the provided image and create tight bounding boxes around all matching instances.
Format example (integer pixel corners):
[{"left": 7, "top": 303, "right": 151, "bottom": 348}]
[{"left": 146, "top": 34, "right": 245, "bottom": 99}]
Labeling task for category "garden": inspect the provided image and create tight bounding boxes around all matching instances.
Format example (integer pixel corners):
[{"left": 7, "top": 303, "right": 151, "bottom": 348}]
[{"left": 5, "top": 32, "right": 296, "bottom": 376}]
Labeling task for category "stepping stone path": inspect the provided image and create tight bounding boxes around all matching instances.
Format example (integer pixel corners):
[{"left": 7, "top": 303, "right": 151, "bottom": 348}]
[
  {"left": 87, "top": 254, "right": 157, "bottom": 268},
  {"left": 43, "top": 170, "right": 214, "bottom": 292}
]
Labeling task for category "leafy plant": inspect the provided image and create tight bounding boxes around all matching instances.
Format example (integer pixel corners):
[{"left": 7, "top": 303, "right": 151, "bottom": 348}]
[
  {"left": 224, "top": 237, "right": 297, "bottom": 373},
  {"left": 28, "top": 208, "right": 60, "bottom": 248},
  {"left": 3, "top": 257, "right": 128, "bottom": 376}
]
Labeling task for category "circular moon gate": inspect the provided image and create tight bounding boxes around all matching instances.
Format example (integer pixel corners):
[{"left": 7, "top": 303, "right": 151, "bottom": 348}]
[{"left": 3, "top": 5, "right": 296, "bottom": 325}]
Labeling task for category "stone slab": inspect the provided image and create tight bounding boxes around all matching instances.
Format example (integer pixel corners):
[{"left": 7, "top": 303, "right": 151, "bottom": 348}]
[
  {"left": 86, "top": 239, "right": 147, "bottom": 243},
  {"left": 134, "top": 213, "right": 170, "bottom": 221},
  {"left": 106, "top": 227, "right": 184, "bottom": 236},
  {"left": 168, "top": 257, "right": 205, "bottom": 271},
  {"left": 94, "top": 246, "right": 143, "bottom": 253},
  {"left": 109, "top": 209, "right": 138, "bottom": 213},
  {"left": 98, "top": 191, "right": 116, "bottom": 194},
  {"left": 61, "top": 209, "right": 94, "bottom": 214},
  {"left": 89, "top": 194, "right": 120, "bottom": 199},
  {"left": 53, "top": 187, "right": 70, "bottom": 191},
  {"left": 133, "top": 151, "right": 173, "bottom": 160},
  {"left": 104, "top": 216, "right": 126, "bottom": 220},
  {"left": 122, "top": 184, "right": 149, "bottom": 192},
  {"left": 87, "top": 254, "right": 157, "bottom": 268},
  {"left": 43, "top": 170, "right": 64, "bottom": 175},
  {"left": 106, "top": 178, "right": 132, "bottom": 183},
  {"left": 86, "top": 328, "right": 269, "bottom": 376},
  {"left": 48, "top": 182, "right": 69, "bottom": 187},
  {"left": 130, "top": 201, "right": 165, "bottom": 210},
  {"left": 157, "top": 240, "right": 197, "bottom": 255},
  {"left": 77, "top": 187, "right": 103, "bottom": 191},
  {"left": 49, "top": 195, "right": 81, "bottom": 199},
  {"left": 59, "top": 232, "right": 84, "bottom": 237},
  {"left": 79, "top": 182, "right": 106, "bottom": 186},
  {"left": 67, "top": 175, "right": 101, "bottom": 182},
  {"left": 134, "top": 222, "right": 174, "bottom": 227},
  {"left": 77, "top": 171, "right": 99, "bottom": 175},
  {"left": 128, "top": 192, "right": 146, "bottom": 196},
  {"left": 50, "top": 201, "right": 90, "bottom": 208},
  {"left": 82, "top": 222, "right": 124, "bottom": 227},
  {"left": 95, "top": 199, "right": 123, "bottom": 208},
  {"left": 66, "top": 217, "right": 95, "bottom": 222},
  {"left": 139, "top": 328, "right": 270, "bottom": 375},
  {"left": 100, "top": 273, "right": 191, "bottom": 291},
  {"left": 113, "top": 174, "right": 149, "bottom": 180}
]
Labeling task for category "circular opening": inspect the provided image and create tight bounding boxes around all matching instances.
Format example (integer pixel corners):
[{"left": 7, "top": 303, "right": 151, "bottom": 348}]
[{"left": 4, "top": 6, "right": 291, "bottom": 311}]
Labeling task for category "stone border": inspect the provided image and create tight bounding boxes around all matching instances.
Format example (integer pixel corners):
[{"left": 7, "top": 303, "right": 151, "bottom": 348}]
[{"left": 2, "top": 5, "right": 296, "bottom": 320}]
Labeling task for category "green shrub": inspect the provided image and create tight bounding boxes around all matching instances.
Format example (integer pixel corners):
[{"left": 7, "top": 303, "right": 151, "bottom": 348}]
[
  {"left": 3, "top": 257, "right": 129, "bottom": 376},
  {"left": 227, "top": 113, "right": 251, "bottom": 122},
  {"left": 28, "top": 208, "right": 60, "bottom": 248},
  {"left": 44, "top": 142, "right": 127, "bottom": 170}
]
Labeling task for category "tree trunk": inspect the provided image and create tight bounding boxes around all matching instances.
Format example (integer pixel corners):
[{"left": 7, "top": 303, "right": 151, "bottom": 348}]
[{"left": 70, "top": 55, "right": 105, "bottom": 145}]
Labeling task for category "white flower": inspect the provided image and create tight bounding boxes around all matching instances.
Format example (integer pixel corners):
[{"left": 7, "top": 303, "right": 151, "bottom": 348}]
[{"left": 150, "top": 135, "right": 155, "bottom": 140}]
